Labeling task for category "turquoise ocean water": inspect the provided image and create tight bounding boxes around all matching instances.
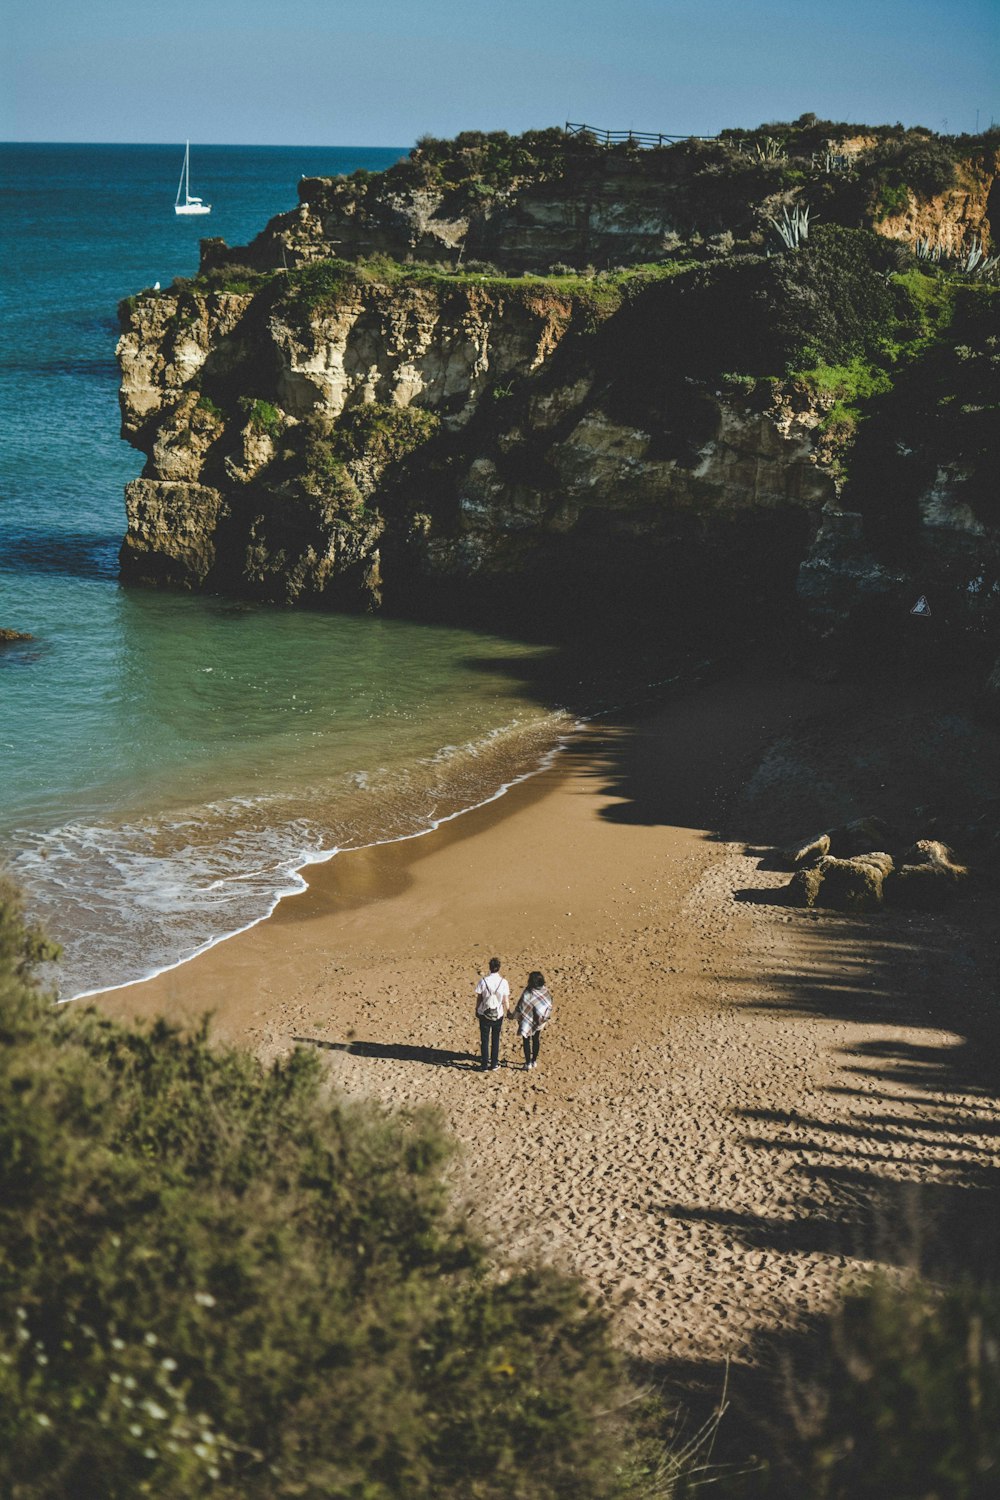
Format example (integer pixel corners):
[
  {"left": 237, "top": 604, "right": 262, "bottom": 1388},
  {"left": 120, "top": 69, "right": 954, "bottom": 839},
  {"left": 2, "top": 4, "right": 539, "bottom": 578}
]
[{"left": 0, "top": 143, "right": 578, "bottom": 999}]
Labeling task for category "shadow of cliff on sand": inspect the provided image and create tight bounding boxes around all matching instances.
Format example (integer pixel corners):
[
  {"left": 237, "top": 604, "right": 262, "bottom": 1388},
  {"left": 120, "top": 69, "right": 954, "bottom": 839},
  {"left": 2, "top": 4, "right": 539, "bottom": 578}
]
[
  {"left": 630, "top": 873, "right": 999, "bottom": 1494},
  {"left": 461, "top": 640, "right": 1000, "bottom": 1400},
  {"left": 723, "top": 906, "right": 1000, "bottom": 1093}
]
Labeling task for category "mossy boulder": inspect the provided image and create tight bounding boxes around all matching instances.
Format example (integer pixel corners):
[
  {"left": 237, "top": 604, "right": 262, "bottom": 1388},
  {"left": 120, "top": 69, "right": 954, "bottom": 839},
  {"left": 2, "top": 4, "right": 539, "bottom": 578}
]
[
  {"left": 817, "top": 852, "right": 895, "bottom": 911},
  {"left": 789, "top": 865, "right": 826, "bottom": 906},
  {"left": 781, "top": 831, "right": 831, "bottom": 868},
  {"left": 890, "top": 839, "right": 968, "bottom": 908}
]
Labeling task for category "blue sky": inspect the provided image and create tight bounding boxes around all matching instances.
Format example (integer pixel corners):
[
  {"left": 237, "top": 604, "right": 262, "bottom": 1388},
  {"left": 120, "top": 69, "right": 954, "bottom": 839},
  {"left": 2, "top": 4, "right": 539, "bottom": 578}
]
[{"left": 3, "top": 0, "right": 998, "bottom": 146}]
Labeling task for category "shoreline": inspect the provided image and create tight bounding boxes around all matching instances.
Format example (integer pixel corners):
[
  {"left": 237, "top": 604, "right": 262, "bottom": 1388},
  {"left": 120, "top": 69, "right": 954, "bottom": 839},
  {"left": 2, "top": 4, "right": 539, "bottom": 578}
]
[
  {"left": 62, "top": 654, "right": 719, "bottom": 1004},
  {"left": 65, "top": 727, "right": 576, "bottom": 1005},
  {"left": 95, "top": 664, "right": 1000, "bottom": 1367}
]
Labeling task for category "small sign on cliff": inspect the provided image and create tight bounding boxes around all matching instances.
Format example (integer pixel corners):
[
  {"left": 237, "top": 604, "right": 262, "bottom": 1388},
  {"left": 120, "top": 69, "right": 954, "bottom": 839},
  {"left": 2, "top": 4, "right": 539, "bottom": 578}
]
[{"left": 910, "top": 595, "right": 931, "bottom": 617}]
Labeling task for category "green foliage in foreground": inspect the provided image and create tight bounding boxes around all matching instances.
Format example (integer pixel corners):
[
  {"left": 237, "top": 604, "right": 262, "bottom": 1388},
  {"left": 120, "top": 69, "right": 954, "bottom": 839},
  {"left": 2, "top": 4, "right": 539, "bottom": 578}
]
[
  {"left": 724, "top": 1273, "right": 1000, "bottom": 1500},
  {"left": 4, "top": 879, "right": 998, "bottom": 1500},
  {"left": 0, "top": 884, "right": 626, "bottom": 1500}
]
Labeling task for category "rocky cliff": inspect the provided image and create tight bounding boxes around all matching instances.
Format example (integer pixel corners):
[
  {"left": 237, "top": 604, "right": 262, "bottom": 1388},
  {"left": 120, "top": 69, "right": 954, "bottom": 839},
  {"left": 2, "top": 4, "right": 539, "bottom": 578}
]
[
  {"left": 199, "top": 121, "right": 1000, "bottom": 280},
  {"left": 118, "top": 122, "right": 999, "bottom": 670},
  {"left": 117, "top": 265, "right": 841, "bottom": 623}
]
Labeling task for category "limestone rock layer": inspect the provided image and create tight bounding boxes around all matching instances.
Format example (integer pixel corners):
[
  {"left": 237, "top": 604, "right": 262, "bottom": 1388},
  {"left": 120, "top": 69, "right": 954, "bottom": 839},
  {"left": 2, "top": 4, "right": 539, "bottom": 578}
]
[{"left": 117, "top": 126, "right": 999, "bottom": 652}]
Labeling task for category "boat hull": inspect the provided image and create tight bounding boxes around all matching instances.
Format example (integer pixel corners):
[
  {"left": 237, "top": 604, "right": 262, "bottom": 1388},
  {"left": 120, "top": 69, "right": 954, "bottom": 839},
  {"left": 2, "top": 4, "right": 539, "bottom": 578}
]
[{"left": 175, "top": 204, "right": 211, "bottom": 216}]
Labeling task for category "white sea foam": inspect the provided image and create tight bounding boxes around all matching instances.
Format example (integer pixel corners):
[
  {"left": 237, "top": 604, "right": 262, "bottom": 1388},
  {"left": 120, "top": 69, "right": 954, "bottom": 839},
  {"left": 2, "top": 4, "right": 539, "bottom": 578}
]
[{"left": 10, "top": 710, "right": 579, "bottom": 1001}]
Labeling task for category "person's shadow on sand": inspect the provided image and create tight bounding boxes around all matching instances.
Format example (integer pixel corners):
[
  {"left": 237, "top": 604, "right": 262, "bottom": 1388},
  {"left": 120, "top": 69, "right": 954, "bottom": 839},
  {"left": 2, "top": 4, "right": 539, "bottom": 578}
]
[{"left": 293, "top": 1036, "right": 482, "bottom": 1070}]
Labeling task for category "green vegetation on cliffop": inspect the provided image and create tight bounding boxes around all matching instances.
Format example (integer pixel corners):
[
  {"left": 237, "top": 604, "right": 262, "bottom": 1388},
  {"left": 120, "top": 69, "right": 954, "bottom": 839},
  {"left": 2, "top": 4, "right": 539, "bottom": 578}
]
[
  {"left": 789, "top": 270, "right": 998, "bottom": 488},
  {"left": 789, "top": 265, "right": 961, "bottom": 438},
  {"left": 194, "top": 252, "right": 699, "bottom": 334},
  {"left": 292, "top": 118, "right": 999, "bottom": 258},
  {"left": 191, "top": 226, "right": 996, "bottom": 526}
]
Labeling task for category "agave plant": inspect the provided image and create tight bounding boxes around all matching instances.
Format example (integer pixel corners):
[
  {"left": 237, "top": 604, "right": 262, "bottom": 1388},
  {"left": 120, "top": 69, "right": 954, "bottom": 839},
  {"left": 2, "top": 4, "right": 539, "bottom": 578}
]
[
  {"left": 954, "top": 236, "right": 1000, "bottom": 278},
  {"left": 753, "top": 135, "right": 787, "bottom": 163},
  {"left": 769, "top": 201, "right": 811, "bottom": 250},
  {"left": 962, "top": 236, "right": 986, "bottom": 273},
  {"left": 915, "top": 236, "right": 943, "bottom": 263}
]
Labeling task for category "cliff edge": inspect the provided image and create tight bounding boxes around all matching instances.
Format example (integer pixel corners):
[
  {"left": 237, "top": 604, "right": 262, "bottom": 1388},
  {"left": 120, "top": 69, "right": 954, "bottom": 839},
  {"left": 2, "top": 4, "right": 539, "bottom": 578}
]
[{"left": 118, "top": 121, "right": 999, "bottom": 671}]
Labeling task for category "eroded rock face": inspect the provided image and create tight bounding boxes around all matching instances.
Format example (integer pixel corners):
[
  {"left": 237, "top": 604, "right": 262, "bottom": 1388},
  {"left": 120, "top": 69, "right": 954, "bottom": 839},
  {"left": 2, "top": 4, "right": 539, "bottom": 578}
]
[
  {"left": 115, "top": 137, "right": 999, "bottom": 634},
  {"left": 201, "top": 142, "right": 1000, "bottom": 277},
  {"left": 874, "top": 149, "right": 1000, "bottom": 257},
  {"left": 117, "top": 275, "right": 839, "bottom": 616},
  {"left": 794, "top": 488, "right": 999, "bottom": 683},
  {"left": 117, "top": 292, "right": 251, "bottom": 443},
  {"left": 119, "top": 284, "right": 570, "bottom": 442},
  {"left": 117, "top": 280, "right": 583, "bottom": 609},
  {"left": 209, "top": 162, "right": 727, "bottom": 277},
  {"left": 795, "top": 506, "right": 903, "bottom": 647},
  {"left": 120, "top": 481, "right": 228, "bottom": 589}
]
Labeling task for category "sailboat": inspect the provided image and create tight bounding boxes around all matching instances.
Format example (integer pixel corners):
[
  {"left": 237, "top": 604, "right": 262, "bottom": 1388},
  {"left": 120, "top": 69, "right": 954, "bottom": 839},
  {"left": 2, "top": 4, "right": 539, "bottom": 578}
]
[{"left": 174, "top": 141, "right": 211, "bottom": 216}]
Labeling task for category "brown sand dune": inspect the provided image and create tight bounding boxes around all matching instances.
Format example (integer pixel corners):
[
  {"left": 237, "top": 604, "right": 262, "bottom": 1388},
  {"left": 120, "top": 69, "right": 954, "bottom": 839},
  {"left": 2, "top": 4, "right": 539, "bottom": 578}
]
[{"left": 97, "top": 667, "right": 1000, "bottom": 1367}]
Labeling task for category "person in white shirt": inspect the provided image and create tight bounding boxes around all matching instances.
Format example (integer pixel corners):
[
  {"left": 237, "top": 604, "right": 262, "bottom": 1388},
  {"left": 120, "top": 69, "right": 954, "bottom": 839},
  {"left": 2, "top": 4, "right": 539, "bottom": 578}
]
[{"left": 474, "top": 957, "right": 510, "bottom": 1071}]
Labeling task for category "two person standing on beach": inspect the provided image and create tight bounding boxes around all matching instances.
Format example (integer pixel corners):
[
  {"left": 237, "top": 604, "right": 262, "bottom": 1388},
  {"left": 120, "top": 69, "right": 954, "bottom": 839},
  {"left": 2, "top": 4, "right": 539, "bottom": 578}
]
[{"left": 474, "top": 959, "right": 552, "bottom": 1072}]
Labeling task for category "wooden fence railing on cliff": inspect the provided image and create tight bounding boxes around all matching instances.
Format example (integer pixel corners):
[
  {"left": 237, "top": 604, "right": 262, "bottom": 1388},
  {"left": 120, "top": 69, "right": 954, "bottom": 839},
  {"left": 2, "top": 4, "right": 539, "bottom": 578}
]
[{"left": 565, "top": 122, "right": 716, "bottom": 146}]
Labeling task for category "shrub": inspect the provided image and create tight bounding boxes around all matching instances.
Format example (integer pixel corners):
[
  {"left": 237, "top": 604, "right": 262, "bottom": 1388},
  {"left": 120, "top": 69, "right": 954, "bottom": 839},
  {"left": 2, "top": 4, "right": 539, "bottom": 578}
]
[
  {"left": 195, "top": 264, "right": 275, "bottom": 296},
  {"left": 725, "top": 1273, "right": 1000, "bottom": 1499},
  {"left": 608, "top": 226, "right": 899, "bottom": 397},
  {"left": 887, "top": 267, "right": 956, "bottom": 349},
  {"left": 281, "top": 257, "right": 355, "bottom": 309},
  {"left": 874, "top": 181, "right": 911, "bottom": 221},
  {"left": 195, "top": 393, "right": 224, "bottom": 421},
  {"left": 860, "top": 134, "right": 959, "bottom": 224},
  {"left": 0, "top": 882, "right": 630, "bottom": 1500},
  {"left": 239, "top": 397, "right": 283, "bottom": 439},
  {"left": 335, "top": 403, "right": 441, "bottom": 468}
]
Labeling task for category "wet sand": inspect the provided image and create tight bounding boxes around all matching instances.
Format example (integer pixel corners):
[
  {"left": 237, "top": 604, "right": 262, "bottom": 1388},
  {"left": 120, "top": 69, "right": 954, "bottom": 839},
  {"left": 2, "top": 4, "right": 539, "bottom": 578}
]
[{"left": 97, "top": 666, "right": 1000, "bottom": 1366}]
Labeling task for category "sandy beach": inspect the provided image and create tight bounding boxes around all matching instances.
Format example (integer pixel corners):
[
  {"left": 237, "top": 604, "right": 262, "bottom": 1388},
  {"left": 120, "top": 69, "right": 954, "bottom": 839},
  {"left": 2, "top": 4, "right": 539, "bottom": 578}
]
[{"left": 97, "top": 664, "right": 1000, "bottom": 1375}]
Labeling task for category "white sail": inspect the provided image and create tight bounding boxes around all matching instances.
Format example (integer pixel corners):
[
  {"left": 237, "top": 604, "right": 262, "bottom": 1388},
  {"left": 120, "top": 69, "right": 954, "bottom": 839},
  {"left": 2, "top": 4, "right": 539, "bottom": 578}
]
[{"left": 174, "top": 142, "right": 211, "bottom": 216}]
